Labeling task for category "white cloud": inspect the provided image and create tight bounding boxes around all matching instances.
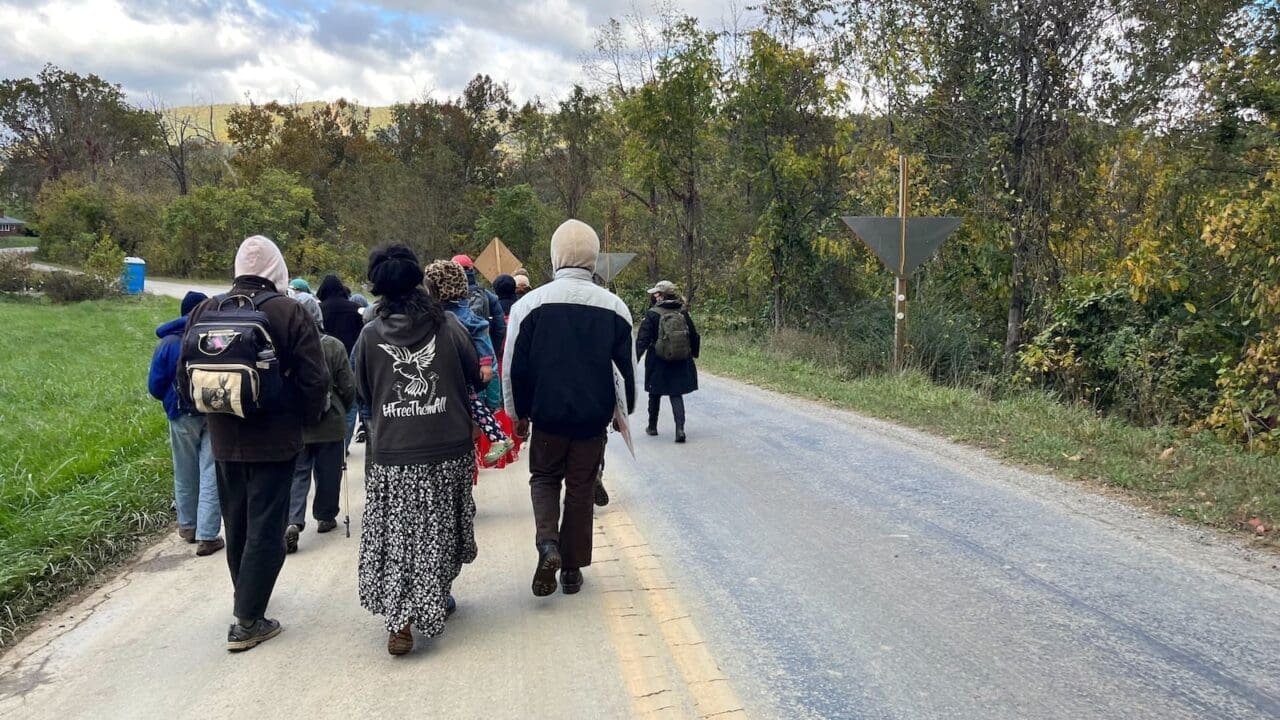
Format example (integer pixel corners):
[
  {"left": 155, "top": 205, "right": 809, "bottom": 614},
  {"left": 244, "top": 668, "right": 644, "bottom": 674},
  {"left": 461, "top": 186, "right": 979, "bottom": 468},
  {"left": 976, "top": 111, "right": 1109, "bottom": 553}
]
[{"left": 0, "top": 0, "right": 747, "bottom": 106}]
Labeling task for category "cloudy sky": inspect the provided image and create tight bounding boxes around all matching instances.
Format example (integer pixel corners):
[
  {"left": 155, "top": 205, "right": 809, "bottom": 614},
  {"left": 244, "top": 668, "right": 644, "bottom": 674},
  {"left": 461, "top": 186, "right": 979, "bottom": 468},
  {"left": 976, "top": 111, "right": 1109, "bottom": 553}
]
[{"left": 0, "top": 0, "right": 751, "bottom": 106}]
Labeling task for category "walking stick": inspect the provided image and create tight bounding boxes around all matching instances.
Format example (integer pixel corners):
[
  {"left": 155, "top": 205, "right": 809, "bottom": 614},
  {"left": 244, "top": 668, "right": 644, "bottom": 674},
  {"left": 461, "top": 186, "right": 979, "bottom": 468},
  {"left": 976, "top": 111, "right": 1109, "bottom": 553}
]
[{"left": 342, "top": 461, "right": 351, "bottom": 538}]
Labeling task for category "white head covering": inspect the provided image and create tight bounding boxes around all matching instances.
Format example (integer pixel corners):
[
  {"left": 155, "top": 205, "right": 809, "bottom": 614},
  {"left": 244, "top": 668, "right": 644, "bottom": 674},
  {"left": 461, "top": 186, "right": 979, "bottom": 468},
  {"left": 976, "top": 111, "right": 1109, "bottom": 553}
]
[
  {"left": 234, "top": 235, "right": 289, "bottom": 292},
  {"left": 549, "top": 219, "right": 599, "bottom": 272}
]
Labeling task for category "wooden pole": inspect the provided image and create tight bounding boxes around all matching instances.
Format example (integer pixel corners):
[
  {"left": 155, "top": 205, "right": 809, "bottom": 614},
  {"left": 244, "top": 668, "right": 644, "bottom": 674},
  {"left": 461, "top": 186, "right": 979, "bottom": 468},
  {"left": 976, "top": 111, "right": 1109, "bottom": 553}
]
[{"left": 894, "top": 154, "right": 909, "bottom": 371}]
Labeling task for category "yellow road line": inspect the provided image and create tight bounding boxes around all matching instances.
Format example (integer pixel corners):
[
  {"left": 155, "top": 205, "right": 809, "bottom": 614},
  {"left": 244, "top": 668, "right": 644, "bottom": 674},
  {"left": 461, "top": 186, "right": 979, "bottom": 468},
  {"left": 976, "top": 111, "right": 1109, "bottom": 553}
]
[{"left": 595, "top": 507, "right": 748, "bottom": 719}]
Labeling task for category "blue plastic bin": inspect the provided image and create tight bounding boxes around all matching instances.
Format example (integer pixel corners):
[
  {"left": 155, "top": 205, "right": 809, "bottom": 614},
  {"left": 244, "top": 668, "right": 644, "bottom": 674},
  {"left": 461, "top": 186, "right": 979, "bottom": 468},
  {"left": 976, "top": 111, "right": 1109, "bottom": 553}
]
[{"left": 123, "top": 257, "right": 146, "bottom": 295}]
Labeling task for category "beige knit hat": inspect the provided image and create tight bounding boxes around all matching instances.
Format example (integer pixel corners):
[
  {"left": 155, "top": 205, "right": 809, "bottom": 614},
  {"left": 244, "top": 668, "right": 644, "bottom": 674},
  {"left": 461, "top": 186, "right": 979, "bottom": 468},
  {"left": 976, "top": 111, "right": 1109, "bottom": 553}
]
[
  {"left": 234, "top": 235, "right": 289, "bottom": 292},
  {"left": 550, "top": 219, "right": 599, "bottom": 272}
]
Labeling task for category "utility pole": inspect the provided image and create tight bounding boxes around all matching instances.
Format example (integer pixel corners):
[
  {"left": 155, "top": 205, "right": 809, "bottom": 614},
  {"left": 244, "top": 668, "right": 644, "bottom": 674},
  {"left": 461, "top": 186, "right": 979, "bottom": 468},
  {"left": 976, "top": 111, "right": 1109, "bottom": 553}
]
[{"left": 842, "top": 154, "right": 961, "bottom": 371}]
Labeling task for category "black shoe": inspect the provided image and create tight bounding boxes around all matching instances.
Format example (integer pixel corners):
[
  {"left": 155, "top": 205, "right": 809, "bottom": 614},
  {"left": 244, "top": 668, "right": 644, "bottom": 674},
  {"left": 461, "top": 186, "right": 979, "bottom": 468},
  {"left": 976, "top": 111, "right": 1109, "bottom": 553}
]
[
  {"left": 675, "top": 428, "right": 687, "bottom": 443},
  {"left": 561, "top": 568, "right": 583, "bottom": 594},
  {"left": 177, "top": 527, "right": 196, "bottom": 543},
  {"left": 317, "top": 519, "right": 338, "bottom": 534},
  {"left": 446, "top": 595, "right": 457, "bottom": 618},
  {"left": 285, "top": 524, "right": 300, "bottom": 554},
  {"left": 226, "top": 618, "right": 282, "bottom": 652},
  {"left": 645, "top": 426, "right": 658, "bottom": 436},
  {"left": 532, "top": 541, "right": 561, "bottom": 597},
  {"left": 594, "top": 480, "right": 610, "bottom": 507},
  {"left": 355, "top": 427, "right": 367, "bottom": 443}
]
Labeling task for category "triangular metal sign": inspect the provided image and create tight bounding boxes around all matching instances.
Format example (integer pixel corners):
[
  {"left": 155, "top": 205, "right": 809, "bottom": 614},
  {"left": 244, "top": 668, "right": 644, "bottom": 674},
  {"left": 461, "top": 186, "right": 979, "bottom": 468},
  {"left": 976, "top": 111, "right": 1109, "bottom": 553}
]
[
  {"left": 841, "top": 217, "right": 961, "bottom": 276},
  {"left": 595, "top": 253, "right": 637, "bottom": 284}
]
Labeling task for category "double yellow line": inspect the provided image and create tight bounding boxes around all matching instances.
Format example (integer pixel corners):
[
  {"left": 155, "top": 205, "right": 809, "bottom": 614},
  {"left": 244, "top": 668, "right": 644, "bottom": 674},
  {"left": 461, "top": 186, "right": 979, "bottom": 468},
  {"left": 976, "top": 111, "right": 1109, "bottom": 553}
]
[{"left": 593, "top": 507, "right": 748, "bottom": 719}]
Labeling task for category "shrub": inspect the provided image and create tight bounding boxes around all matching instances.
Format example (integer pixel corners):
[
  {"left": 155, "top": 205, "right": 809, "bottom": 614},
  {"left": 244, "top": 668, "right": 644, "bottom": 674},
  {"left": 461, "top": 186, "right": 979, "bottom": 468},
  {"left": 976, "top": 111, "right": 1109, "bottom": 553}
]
[
  {"left": 0, "top": 252, "right": 39, "bottom": 293},
  {"left": 42, "top": 271, "right": 120, "bottom": 303},
  {"left": 84, "top": 233, "right": 126, "bottom": 280},
  {"left": 1205, "top": 329, "right": 1280, "bottom": 452}
]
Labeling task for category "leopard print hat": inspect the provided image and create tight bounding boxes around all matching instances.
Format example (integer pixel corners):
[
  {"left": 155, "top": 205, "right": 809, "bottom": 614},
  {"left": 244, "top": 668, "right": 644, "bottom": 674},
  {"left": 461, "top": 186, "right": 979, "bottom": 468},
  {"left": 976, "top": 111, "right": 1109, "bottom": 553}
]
[{"left": 424, "top": 259, "right": 469, "bottom": 302}]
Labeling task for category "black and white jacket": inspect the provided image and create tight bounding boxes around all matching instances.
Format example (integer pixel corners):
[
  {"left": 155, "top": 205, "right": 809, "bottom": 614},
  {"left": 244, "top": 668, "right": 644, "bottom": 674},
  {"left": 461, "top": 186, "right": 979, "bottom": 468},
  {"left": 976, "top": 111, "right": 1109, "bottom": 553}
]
[{"left": 502, "top": 268, "right": 636, "bottom": 439}]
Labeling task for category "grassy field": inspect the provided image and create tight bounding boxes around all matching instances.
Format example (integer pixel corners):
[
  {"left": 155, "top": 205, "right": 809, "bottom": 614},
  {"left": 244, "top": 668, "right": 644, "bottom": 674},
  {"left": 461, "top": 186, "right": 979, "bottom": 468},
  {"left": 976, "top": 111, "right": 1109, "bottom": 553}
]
[
  {"left": 0, "top": 238, "right": 36, "bottom": 250},
  {"left": 172, "top": 101, "right": 395, "bottom": 140},
  {"left": 0, "top": 294, "right": 177, "bottom": 645},
  {"left": 700, "top": 333, "right": 1280, "bottom": 542}
]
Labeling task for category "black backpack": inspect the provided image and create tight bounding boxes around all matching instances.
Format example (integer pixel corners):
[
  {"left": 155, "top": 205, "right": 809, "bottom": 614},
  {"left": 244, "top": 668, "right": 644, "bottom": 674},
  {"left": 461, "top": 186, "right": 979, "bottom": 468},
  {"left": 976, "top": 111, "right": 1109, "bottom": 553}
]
[{"left": 179, "top": 292, "right": 286, "bottom": 418}]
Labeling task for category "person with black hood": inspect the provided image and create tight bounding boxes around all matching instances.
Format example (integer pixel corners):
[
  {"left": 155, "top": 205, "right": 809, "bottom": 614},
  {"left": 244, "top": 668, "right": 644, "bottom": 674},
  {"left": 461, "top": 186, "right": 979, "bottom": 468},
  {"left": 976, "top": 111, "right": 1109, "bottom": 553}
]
[
  {"left": 182, "top": 235, "right": 329, "bottom": 652},
  {"left": 148, "top": 290, "right": 224, "bottom": 557},
  {"left": 317, "top": 273, "right": 363, "bottom": 450},
  {"left": 493, "top": 273, "right": 518, "bottom": 317},
  {"left": 635, "top": 280, "right": 700, "bottom": 443},
  {"left": 317, "top": 274, "right": 364, "bottom": 354},
  {"left": 353, "top": 245, "right": 482, "bottom": 655}
]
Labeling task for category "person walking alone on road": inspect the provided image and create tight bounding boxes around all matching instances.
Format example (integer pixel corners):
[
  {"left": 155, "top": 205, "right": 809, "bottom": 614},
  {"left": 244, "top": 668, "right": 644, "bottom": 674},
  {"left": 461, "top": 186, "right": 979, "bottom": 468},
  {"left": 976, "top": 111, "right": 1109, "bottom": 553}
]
[
  {"left": 635, "top": 280, "right": 700, "bottom": 443},
  {"left": 148, "top": 290, "right": 224, "bottom": 557},
  {"left": 353, "top": 245, "right": 481, "bottom": 655},
  {"left": 182, "top": 236, "right": 329, "bottom": 652},
  {"left": 286, "top": 296, "right": 356, "bottom": 554},
  {"left": 503, "top": 219, "right": 636, "bottom": 597}
]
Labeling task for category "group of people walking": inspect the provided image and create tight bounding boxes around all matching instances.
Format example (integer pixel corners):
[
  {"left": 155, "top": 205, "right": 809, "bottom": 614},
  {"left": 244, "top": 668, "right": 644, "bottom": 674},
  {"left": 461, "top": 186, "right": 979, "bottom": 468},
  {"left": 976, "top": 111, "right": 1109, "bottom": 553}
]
[{"left": 148, "top": 219, "right": 700, "bottom": 655}]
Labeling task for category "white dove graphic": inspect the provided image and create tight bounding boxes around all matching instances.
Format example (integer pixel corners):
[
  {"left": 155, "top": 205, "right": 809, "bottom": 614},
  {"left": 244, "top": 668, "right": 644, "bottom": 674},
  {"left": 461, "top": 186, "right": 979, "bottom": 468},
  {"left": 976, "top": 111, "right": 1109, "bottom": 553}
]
[{"left": 379, "top": 338, "right": 436, "bottom": 397}]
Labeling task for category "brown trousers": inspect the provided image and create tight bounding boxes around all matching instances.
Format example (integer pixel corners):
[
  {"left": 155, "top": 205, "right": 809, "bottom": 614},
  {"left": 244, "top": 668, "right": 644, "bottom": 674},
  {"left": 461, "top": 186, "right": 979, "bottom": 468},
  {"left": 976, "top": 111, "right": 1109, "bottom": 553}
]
[{"left": 529, "top": 429, "right": 606, "bottom": 570}]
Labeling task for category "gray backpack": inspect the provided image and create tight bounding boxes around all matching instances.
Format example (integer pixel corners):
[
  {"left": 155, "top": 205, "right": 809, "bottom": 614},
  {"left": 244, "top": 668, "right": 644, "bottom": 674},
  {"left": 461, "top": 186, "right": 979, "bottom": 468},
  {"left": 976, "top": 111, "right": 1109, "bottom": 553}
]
[{"left": 654, "top": 307, "right": 691, "bottom": 361}]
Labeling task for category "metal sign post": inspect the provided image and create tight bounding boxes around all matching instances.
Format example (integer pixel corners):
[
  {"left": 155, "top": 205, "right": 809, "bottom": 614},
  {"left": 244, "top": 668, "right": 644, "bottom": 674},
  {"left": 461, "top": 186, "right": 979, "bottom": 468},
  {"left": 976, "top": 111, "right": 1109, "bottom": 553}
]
[{"left": 842, "top": 155, "right": 961, "bottom": 371}]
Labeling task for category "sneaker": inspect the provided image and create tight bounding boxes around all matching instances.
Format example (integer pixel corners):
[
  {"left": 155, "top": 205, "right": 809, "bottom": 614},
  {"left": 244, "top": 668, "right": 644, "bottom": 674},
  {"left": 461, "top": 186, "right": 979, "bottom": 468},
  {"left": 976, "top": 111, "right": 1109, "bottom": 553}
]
[
  {"left": 177, "top": 527, "right": 196, "bottom": 543},
  {"left": 196, "top": 537, "right": 225, "bottom": 556},
  {"left": 285, "top": 524, "right": 300, "bottom": 554},
  {"left": 483, "top": 436, "right": 515, "bottom": 465},
  {"left": 645, "top": 426, "right": 658, "bottom": 436},
  {"left": 355, "top": 427, "right": 367, "bottom": 444},
  {"left": 561, "top": 568, "right": 583, "bottom": 595},
  {"left": 317, "top": 519, "right": 338, "bottom": 534},
  {"left": 445, "top": 595, "right": 457, "bottom": 619},
  {"left": 226, "top": 618, "right": 282, "bottom": 652},
  {"left": 594, "top": 480, "right": 610, "bottom": 507},
  {"left": 532, "top": 541, "right": 561, "bottom": 597}
]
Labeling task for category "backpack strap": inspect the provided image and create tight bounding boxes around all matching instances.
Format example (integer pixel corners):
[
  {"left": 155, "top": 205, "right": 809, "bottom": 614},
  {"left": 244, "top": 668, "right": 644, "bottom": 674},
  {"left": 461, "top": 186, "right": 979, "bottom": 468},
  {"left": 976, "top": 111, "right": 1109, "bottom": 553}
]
[{"left": 249, "top": 290, "right": 283, "bottom": 309}]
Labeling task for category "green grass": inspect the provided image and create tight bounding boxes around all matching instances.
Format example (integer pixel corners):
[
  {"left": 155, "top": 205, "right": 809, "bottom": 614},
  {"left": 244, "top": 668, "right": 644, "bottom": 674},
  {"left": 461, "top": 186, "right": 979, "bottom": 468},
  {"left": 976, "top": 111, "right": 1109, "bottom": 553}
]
[
  {"left": 0, "top": 238, "right": 36, "bottom": 250},
  {"left": 0, "top": 294, "right": 178, "bottom": 645},
  {"left": 701, "top": 333, "right": 1280, "bottom": 542}
]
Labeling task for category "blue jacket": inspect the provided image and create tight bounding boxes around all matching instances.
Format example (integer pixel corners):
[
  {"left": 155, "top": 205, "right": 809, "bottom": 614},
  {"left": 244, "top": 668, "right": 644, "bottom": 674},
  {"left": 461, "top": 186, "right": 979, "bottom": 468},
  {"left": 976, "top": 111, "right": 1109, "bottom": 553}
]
[
  {"left": 445, "top": 300, "right": 495, "bottom": 366},
  {"left": 148, "top": 316, "right": 188, "bottom": 420}
]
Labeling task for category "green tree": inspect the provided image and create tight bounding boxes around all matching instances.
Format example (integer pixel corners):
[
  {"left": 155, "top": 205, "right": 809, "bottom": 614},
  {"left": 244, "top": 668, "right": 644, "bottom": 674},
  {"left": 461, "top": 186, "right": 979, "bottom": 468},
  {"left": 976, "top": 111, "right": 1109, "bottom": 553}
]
[
  {"left": 725, "top": 31, "right": 846, "bottom": 329},
  {"left": 619, "top": 17, "right": 721, "bottom": 302},
  {"left": 0, "top": 65, "right": 159, "bottom": 194}
]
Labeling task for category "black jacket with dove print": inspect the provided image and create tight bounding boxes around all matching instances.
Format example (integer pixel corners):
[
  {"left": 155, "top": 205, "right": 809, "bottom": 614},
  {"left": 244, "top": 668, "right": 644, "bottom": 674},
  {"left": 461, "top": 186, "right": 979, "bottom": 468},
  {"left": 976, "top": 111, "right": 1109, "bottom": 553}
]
[{"left": 354, "top": 311, "right": 481, "bottom": 465}]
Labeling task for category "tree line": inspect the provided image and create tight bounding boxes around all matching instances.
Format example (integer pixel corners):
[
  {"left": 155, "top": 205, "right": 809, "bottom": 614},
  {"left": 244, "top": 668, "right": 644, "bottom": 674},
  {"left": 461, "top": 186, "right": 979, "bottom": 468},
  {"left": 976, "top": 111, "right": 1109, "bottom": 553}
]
[{"left": 1, "top": 1, "right": 1277, "bottom": 448}]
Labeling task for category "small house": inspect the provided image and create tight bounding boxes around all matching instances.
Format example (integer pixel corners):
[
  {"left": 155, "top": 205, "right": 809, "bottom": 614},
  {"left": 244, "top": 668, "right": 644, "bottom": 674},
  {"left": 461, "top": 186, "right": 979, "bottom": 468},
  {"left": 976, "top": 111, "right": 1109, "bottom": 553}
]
[{"left": 0, "top": 209, "right": 26, "bottom": 237}]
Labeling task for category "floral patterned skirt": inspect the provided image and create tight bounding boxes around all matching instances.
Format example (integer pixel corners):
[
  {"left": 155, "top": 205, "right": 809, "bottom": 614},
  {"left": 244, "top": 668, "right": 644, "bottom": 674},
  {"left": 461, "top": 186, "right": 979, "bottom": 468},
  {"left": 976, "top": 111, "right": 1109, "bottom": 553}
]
[{"left": 358, "top": 453, "right": 477, "bottom": 636}]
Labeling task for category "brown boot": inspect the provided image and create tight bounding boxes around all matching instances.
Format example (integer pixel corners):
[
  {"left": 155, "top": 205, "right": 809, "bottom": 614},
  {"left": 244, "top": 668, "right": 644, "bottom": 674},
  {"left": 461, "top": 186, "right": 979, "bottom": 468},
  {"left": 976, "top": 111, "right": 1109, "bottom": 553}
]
[
  {"left": 196, "top": 537, "right": 225, "bottom": 556},
  {"left": 388, "top": 623, "right": 413, "bottom": 655}
]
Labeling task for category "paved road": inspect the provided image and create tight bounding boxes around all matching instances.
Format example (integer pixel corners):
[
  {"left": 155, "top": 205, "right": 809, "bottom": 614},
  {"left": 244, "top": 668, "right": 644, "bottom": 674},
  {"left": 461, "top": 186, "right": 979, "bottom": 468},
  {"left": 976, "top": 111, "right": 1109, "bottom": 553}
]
[
  {"left": 2, "top": 247, "right": 228, "bottom": 298},
  {"left": 3, "top": 276, "right": 1280, "bottom": 717},
  {"left": 607, "top": 378, "right": 1280, "bottom": 718}
]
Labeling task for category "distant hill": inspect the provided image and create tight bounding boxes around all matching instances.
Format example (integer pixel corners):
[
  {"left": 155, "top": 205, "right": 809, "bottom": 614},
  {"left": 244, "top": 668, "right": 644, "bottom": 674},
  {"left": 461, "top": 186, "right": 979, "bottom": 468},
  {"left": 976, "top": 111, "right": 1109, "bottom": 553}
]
[{"left": 167, "top": 102, "right": 397, "bottom": 140}]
